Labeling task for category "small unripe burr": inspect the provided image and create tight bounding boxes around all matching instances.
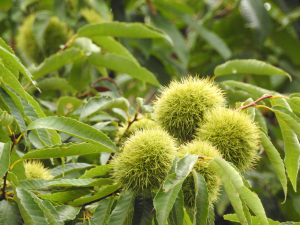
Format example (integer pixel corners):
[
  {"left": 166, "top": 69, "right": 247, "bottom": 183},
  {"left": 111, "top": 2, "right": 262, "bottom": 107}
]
[
  {"left": 153, "top": 77, "right": 225, "bottom": 142},
  {"left": 196, "top": 107, "right": 260, "bottom": 171},
  {"left": 112, "top": 128, "right": 177, "bottom": 195},
  {"left": 24, "top": 161, "right": 53, "bottom": 180}
]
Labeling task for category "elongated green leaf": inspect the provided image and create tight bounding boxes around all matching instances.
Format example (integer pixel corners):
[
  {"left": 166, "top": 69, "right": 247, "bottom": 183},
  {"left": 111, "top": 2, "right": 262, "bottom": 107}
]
[
  {"left": 241, "top": 199, "right": 252, "bottom": 225},
  {"left": 209, "top": 161, "right": 247, "bottom": 224},
  {"left": 0, "top": 200, "right": 22, "bottom": 225},
  {"left": 211, "top": 157, "right": 269, "bottom": 225},
  {"left": 132, "top": 195, "right": 154, "bottom": 225},
  {"left": 0, "top": 37, "right": 14, "bottom": 54},
  {"left": 184, "top": 210, "right": 193, "bottom": 225},
  {"left": 78, "top": 22, "right": 172, "bottom": 44},
  {"left": 270, "top": 98, "right": 300, "bottom": 191},
  {"left": 79, "top": 164, "right": 112, "bottom": 179},
  {"left": 0, "top": 64, "right": 28, "bottom": 101},
  {"left": 70, "top": 184, "right": 120, "bottom": 206},
  {"left": 19, "top": 178, "right": 113, "bottom": 189},
  {"left": 224, "top": 214, "right": 280, "bottom": 225},
  {"left": 32, "top": 48, "right": 84, "bottom": 79},
  {"left": 21, "top": 143, "right": 114, "bottom": 161},
  {"left": 39, "top": 189, "right": 91, "bottom": 203},
  {"left": 0, "top": 142, "right": 10, "bottom": 178},
  {"left": 50, "top": 163, "right": 93, "bottom": 178},
  {"left": 40, "top": 200, "right": 64, "bottom": 225},
  {"left": 0, "top": 126, "right": 10, "bottom": 143},
  {"left": 54, "top": 205, "right": 80, "bottom": 221},
  {"left": 168, "top": 189, "right": 184, "bottom": 225},
  {"left": 91, "top": 36, "right": 138, "bottom": 64},
  {"left": 259, "top": 130, "right": 287, "bottom": 201},
  {"left": 57, "top": 97, "right": 83, "bottom": 117},
  {"left": 69, "top": 57, "right": 92, "bottom": 91},
  {"left": 0, "top": 46, "right": 37, "bottom": 88},
  {"left": 15, "top": 188, "right": 55, "bottom": 225},
  {"left": 88, "top": 52, "right": 160, "bottom": 86},
  {"left": 215, "top": 60, "right": 291, "bottom": 81},
  {"left": 193, "top": 170, "right": 209, "bottom": 225},
  {"left": 255, "top": 108, "right": 267, "bottom": 131},
  {"left": 107, "top": 190, "right": 135, "bottom": 225},
  {"left": 240, "top": 0, "right": 272, "bottom": 45},
  {"left": 90, "top": 197, "right": 114, "bottom": 225},
  {"left": 150, "top": 12, "right": 189, "bottom": 67},
  {"left": 26, "top": 116, "right": 118, "bottom": 152},
  {"left": 80, "top": 96, "right": 130, "bottom": 121},
  {"left": 163, "top": 154, "right": 198, "bottom": 192}
]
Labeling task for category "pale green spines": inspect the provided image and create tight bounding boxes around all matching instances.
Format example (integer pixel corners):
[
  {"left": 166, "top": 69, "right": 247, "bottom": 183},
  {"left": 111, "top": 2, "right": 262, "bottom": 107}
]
[
  {"left": 24, "top": 161, "right": 53, "bottom": 180},
  {"left": 18, "top": 15, "right": 73, "bottom": 64},
  {"left": 153, "top": 77, "right": 225, "bottom": 142},
  {"left": 197, "top": 107, "right": 260, "bottom": 171},
  {"left": 112, "top": 128, "right": 177, "bottom": 195},
  {"left": 178, "top": 140, "right": 221, "bottom": 209}
]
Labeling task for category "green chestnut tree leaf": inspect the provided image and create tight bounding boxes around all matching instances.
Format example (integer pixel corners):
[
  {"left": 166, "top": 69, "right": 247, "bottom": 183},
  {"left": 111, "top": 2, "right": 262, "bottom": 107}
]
[
  {"left": 80, "top": 95, "right": 130, "bottom": 121},
  {"left": 107, "top": 190, "right": 135, "bottom": 225},
  {"left": 259, "top": 130, "right": 288, "bottom": 201},
  {"left": 210, "top": 157, "right": 269, "bottom": 225},
  {"left": 50, "top": 163, "right": 92, "bottom": 178},
  {"left": 132, "top": 195, "right": 154, "bottom": 225},
  {"left": 26, "top": 116, "right": 118, "bottom": 152},
  {"left": 0, "top": 142, "right": 10, "bottom": 181},
  {"left": 192, "top": 170, "right": 209, "bottom": 225},
  {"left": 79, "top": 164, "right": 112, "bottom": 179},
  {"left": 88, "top": 52, "right": 160, "bottom": 87},
  {"left": 270, "top": 98, "right": 300, "bottom": 191},
  {"left": 78, "top": 22, "right": 172, "bottom": 44},
  {"left": 32, "top": 48, "right": 84, "bottom": 80},
  {"left": 39, "top": 189, "right": 92, "bottom": 203},
  {"left": 215, "top": 59, "right": 291, "bottom": 81},
  {"left": 0, "top": 200, "right": 22, "bottom": 225},
  {"left": 89, "top": 197, "right": 115, "bottom": 225},
  {"left": 167, "top": 189, "right": 184, "bottom": 225},
  {"left": 54, "top": 205, "right": 80, "bottom": 222}
]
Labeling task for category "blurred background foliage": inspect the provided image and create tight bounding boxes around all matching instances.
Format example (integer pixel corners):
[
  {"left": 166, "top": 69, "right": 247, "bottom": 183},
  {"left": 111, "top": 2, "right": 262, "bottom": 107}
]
[{"left": 1, "top": 0, "right": 300, "bottom": 223}]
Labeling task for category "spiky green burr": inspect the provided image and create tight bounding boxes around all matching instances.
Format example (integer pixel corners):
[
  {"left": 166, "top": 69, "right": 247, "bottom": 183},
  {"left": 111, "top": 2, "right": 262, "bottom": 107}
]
[
  {"left": 178, "top": 140, "right": 221, "bottom": 209},
  {"left": 24, "top": 161, "right": 53, "bottom": 180},
  {"left": 197, "top": 107, "right": 260, "bottom": 171},
  {"left": 153, "top": 77, "right": 225, "bottom": 142},
  {"left": 112, "top": 128, "right": 177, "bottom": 195},
  {"left": 17, "top": 14, "right": 73, "bottom": 64}
]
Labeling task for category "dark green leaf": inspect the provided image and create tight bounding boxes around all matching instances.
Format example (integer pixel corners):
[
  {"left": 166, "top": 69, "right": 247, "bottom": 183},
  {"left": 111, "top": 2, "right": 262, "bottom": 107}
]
[
  {"left": 50, "top": 163, "right": 93, "bottom": 178},
  {"left": 90, "top": 197, "right": 114, "bottom": 225},
  {"left": 132, "top": 195, "right": 154, "bottom": 225},
  {"left": 54, "top": 205, "right": 81, "bottom": 221},
  {"left": 168, "top": 189, "right": 184, "bottom": 225},
  {"left": 0, "top": 142, "right": 10, "bottom": 178},
  {"left": 0, "top": 200, "right": 22, "bottom": 225}
]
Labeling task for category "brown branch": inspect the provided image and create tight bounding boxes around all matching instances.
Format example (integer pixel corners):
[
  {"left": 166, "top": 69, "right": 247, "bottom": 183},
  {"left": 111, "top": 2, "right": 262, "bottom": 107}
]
[
  {"left": 238, "top": 94, "right": 273, "bottom": 111},
  {"left": 146, "top": 0, "right": 157, "bottom": 16}
]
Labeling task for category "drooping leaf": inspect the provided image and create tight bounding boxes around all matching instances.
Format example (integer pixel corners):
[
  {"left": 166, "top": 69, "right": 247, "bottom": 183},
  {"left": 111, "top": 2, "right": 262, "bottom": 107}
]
[
  {"left": 32, "top": 48, "right": 84, "bottom": 80},
  {"left": 192, "top": 170, "right": 209, "bottom": 225},
  {"left": 107, "top": 190, "right": 135, "bottom": 225},
  {"left": 78, "top": 22, "right": 172, "bottom": 44},
  {"left": 54, "top": 205, "right": 81, "bottom": 221},
  {"left": 88, "top": 52, "right": 160, "bottom": 87},
  {"left": 0, "top": 110, "right": 13, "bottom": 126},
  {"left": 132, "top": 195, "right": 154, "bottom": 225},
  {"left": 210, "top": 157, "right": 269, "bottom": 225},
  {"left": 0, "top": 200, "right": 22, "bottom": 225},
  {"left": 0, "top": 142, "right": 10, "bottom": 178},
  {"left": 89, "top": 197, "right": 115, "bottom": 225},
  {"left": 259, "top": 130, "right": 287, "bottom": 201},
  {"left": 167, "top": 189, "right": 184, "bottom": 225},
  {"left": 26, "top": 116, "right": 118, "bottom": 152},
  {"left": 80, "top": 96, "right": 130, "bottom": 121},
  {"left": 215, "top": 60, "right": 291, "bottom": 81},
  {"left": 10, "top": 148, "right": 27, "bottom": 180}
]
